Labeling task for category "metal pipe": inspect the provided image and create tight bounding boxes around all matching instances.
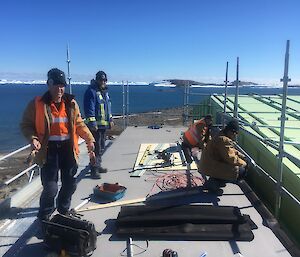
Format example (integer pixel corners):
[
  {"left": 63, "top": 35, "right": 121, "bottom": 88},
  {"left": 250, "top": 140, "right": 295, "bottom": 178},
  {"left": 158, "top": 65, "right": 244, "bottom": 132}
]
[
  {"left": 215, "top": 117, "right": 290, "bottom": 149},
  {"left": 186, "top": 82, "right": 190, "bottom": 122},
  {"left": 235, "top": 142, "right": 300, "bottom": 208},
  {"left": 240, "top": 125, "right": 300, "bottom": 167},
  {"left": 183, "top": 83, "right": 186, "bottom": 124},
  {"left": 4, "top": 164, "right": 38, "bottom": 186},
  {"left": 122, "top": 81, "right": 126, "bottom": 129},
  {"left": 223, "top": 61, "right": 229, "bottom": 127},
  {"left": 281, "top": 185, "right": 300, "bottom": 207},
  {"left": 234, "top": 57, "right": 239, "bottom": 118},
  {"left": 184, "top": 92, "right": 219, "bottom": 96},
  {"left": 250, "top": 136, "right": 300, "bottom": 147},
  {"left": 0, "top": 144, "right": 30, "bottom": 162},
  {"left": 240, "top": 121, "right": 300, "bottom": 131},
  {"left": 275, "top": 40, "right": 291, "bottom": 218},
  {"left": 227, "top": 111, "right": 280, "bottom": 114},
  {"left": 28, "top": 169, "right": 35, "bottom": 183},
  {"left": 126, "top": 81, "right": 129, "bottom": 126},
  {"left": 126, "top": 237, "right": 133, "bottom": 257},
  {"left": 66, "top": 44, "right": 72, "bottom": 94},
  {"left": 286, "top": 96, "right": 300, "bottom": 105},
  {"left": 214, "top": 110, "right": 300, "bottom": 209},
  {"left": 283, "top": 151, "right": 300, "bottom": 168},
  {"left": 240, "top": 126, "right": 280, "bottom": 150},
  {"left": 253, "top": 93, "right": 300, "bottom": 114}
]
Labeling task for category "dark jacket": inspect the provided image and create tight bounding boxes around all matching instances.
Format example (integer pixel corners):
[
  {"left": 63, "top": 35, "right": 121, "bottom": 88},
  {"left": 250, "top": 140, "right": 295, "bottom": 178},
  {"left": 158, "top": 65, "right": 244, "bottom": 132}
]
[{"left": 84, "top": 80, "right": 112, "bottom": 129}]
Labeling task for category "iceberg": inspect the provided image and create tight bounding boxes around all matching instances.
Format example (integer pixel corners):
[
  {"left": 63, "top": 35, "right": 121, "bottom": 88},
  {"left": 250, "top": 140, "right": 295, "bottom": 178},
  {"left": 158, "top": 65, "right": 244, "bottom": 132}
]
[{"left": 149, "top": 80, "right": 176, "bottom": 87}]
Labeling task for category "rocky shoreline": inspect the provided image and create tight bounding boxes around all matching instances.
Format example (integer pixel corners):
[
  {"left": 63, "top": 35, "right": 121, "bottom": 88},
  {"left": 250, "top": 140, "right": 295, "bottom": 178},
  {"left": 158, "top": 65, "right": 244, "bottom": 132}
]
[
  {"left": 109, "top": 106, "right": 185, "bottom": 135},
  {"left": 0, "top": 107, "right": 186, "bottom": 200}
]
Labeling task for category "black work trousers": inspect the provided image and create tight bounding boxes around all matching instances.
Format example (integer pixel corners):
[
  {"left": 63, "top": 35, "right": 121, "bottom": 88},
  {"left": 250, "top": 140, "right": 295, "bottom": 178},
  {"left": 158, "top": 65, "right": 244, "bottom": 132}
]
[
  {"left": 91, "top": 128, "right": 106, "bottom": 169},
  {"left": 38, "top": 140, "right": 77, "bottom": 220}
]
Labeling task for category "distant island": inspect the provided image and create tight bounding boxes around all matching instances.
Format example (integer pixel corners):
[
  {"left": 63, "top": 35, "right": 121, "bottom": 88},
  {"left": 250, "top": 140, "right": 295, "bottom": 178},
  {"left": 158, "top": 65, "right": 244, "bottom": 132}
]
[
  {"left": 0, "top": 78, "right": 299, "bottom": 88},
  {"left": 167, "top": 79, "right": 259, "bottom": 87}
]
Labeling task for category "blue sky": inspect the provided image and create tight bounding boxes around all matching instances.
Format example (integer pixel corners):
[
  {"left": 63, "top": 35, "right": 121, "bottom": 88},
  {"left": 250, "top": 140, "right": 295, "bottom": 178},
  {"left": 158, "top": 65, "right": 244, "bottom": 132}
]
[{"left": 0, "top": 0, "right": 299, "bottom": 84}]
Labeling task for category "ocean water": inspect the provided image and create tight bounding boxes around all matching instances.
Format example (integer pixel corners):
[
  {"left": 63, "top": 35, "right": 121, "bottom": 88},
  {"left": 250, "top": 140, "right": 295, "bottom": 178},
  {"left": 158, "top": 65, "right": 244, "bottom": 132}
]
[{"left": 0, "top": 84, "right": 299, "bottom": 153}]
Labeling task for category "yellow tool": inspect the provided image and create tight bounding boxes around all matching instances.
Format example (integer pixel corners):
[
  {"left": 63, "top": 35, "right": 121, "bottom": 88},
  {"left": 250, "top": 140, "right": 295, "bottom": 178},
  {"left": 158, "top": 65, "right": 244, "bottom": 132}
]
[{"left": 138, "top": 145, "right": 152, "bottom": 166}]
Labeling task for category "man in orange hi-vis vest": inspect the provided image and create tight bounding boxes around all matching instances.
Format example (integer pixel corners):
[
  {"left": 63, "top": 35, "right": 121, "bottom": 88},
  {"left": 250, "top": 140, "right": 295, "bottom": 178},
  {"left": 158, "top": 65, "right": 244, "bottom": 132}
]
[
  {"left": 20, "top": 68, "right": 95, "bottom": 223},
  {"left": 182, "top": 114, "right": 213, "bottom": 156}
]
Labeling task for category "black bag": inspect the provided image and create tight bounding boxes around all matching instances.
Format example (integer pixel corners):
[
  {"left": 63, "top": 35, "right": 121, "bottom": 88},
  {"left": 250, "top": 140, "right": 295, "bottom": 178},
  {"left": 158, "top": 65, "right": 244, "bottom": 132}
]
[{"left": 43, "top": 213, "right": 97, "bottom": 256}]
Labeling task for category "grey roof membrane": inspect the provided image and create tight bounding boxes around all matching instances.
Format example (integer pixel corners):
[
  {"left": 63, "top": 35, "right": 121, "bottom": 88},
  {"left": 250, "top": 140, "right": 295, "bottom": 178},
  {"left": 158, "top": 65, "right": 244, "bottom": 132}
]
[{"left": 0, "top": 126, "right": 292, "bottom": 257}]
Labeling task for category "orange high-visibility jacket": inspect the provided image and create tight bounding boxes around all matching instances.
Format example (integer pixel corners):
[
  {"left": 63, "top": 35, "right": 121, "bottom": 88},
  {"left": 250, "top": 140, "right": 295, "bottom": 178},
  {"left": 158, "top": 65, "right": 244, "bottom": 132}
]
[
  {"left": 20, "top": 93, "right": 94, "bottom": 165},
  {"left": 183, "top": 118, "right": 209, "bottom": 148},
  {"left": 35, "top": 96, "right": 78, "bottom": 154}
]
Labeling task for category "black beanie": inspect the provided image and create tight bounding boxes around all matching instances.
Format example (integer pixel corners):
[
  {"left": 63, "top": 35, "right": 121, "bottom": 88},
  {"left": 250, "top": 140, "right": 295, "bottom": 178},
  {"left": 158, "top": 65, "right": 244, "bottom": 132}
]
[
  {"left": 47, "top": 68, "right": 66, "bottom": 86},
  {"left": 225, "top": 119, "right": 239, "bottom": 133},
  {"left": 96, "top": 71, "right": 107, "bottom": 81}
]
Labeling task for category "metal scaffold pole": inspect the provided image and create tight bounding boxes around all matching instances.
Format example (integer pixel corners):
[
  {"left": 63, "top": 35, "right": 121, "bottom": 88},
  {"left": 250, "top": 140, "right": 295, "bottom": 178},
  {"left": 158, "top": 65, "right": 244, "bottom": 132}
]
[
  {"left": 183, "top": 83, "right": 186, "bottom": 125},
  {"left": 66, "top": 44, "right": 72, "bottom": 94},
  {"left": 233, "top": 57, "right": 239, "bottom": 118},
  {"left": 126, "top": 81, "right": 129, "bottom": 126},
  {"left": 223, "top": 61, "right": 229, "bottom": 127},
  {"left": 122, "top": 81, "right": 126, "bottom": 129},
  {"left": 275, "top": 40, "right": 291, "bottom": 218},
  {"left": 183, "top": 83, "right": 187, "bottom": 125},
  {"left": 186, "top": 82, "right": 190, "bottom": 122}
]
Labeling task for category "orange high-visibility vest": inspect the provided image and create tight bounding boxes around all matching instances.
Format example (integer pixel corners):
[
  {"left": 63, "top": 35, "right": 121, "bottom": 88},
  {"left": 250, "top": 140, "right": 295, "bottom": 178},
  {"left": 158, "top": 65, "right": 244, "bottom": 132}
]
[
  {"left": 48, "top": 101, "right": 70, "bottom": 141},
  {"left": 184, "top": 118, "right": 207, "bottom": 147},
  {"left": 35, "top": 96, "right": 79, "bottom": 154}
]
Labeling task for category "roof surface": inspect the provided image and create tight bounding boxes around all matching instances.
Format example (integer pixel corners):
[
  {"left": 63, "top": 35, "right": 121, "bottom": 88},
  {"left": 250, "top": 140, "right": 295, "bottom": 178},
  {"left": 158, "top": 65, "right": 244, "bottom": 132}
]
[{"left": 0, "top": 126, "right": 292, "bottom": 257}]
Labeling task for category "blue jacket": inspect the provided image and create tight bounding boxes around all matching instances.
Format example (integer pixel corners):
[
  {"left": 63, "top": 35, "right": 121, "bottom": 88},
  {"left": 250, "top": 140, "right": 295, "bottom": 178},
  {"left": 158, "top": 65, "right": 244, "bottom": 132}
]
[{"left": 84, "top": 80, "right": 112, "bottom": 129}]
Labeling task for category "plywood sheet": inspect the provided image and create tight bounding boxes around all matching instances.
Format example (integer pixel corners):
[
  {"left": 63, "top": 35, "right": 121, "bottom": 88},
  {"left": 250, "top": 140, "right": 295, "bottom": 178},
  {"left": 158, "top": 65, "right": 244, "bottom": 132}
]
[{"left": 132, "top": 143, "right": 197, "bottom": 176}]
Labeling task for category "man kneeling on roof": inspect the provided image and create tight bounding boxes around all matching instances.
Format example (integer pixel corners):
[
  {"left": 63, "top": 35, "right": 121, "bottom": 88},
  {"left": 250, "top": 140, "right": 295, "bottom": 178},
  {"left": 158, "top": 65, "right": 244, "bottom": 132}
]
[
  {"left": 181, "top": 114, "right": 213, "bottom": 163},
  {"left": 199, "top": 119, "right": 248, "bottom": 192}
]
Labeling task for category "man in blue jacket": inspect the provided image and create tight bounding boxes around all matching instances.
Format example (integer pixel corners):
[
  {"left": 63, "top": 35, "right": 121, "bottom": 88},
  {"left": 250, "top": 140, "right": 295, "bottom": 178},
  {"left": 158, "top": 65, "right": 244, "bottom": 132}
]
[{"left": 84, "top": 71, "right": 113, "bottom": 178}]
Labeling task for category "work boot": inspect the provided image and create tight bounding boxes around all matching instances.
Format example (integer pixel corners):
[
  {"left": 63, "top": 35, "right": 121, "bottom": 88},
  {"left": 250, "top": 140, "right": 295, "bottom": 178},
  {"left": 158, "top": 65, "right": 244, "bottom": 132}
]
[
  {"left": 57, "top": 208, "right": 69, "bottom": 216},
  {"left": 58, "top": 209, "right": 78, "bottom": 216},
  {"left": 203, "top": 178, "right": 220, "bottom": 192},
  {"left": 91, "top": 167, "right": 101, "bottom": 179},
  {"left": 98, "top": 167, "right": 108, "bottom": 173},
  {"left": 215, "top": 178, "right": 226, "bottom": 188}
]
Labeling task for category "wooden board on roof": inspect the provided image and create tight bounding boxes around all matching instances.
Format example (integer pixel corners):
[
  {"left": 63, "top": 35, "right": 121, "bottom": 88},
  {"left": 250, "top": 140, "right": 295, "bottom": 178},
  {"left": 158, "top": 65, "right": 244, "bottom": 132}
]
[{"left": 131, "top": 143, "right": 198, "bottom": 177}]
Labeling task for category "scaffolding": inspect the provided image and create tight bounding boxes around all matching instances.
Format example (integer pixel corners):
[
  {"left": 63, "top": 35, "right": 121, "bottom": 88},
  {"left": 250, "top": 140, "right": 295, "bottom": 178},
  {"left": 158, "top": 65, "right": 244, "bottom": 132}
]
[{"left": 183, "top": 40, "right": 300, "bottom": 220}]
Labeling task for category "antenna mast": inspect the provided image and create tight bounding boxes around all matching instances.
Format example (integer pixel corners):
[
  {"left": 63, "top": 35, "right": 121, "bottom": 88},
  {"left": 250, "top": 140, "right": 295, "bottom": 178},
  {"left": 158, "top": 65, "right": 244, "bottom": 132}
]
[{"left": 66, "top": 44, "right": 72, "bottom": 94}]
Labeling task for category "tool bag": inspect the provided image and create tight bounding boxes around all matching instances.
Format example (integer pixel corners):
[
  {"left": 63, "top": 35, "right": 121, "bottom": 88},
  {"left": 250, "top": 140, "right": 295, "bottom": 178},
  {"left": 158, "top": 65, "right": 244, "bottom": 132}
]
[{"left": 43, "top": 213, "right": 97, "bottom": 256}]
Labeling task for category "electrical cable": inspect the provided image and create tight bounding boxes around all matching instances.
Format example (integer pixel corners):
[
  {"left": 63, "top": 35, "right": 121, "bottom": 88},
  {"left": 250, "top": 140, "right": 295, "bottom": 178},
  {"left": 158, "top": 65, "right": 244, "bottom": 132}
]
[{"left": 145, "top": 172, "right": 205, "bottom": 197}]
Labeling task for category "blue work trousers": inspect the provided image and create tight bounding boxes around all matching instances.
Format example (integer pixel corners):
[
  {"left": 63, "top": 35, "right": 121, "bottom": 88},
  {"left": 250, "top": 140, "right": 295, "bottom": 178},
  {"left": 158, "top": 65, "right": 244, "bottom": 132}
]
[{"left": 38, "top": 140, "right": 77, "bottom": 220}]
